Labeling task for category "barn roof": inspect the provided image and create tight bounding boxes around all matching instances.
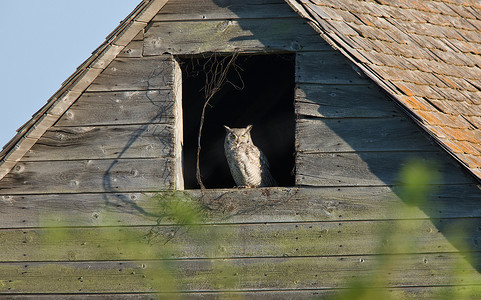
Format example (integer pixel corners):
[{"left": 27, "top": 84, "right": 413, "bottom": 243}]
[
  {"left": 1, "top": 0, "right": 481, "bottom": 181},
  {"left": 287, "top": 0, "right": 481, "bottom": 179}
]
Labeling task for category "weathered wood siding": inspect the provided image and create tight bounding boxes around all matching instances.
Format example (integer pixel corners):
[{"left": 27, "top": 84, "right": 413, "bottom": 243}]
[
  {"left": 0, "top": 0, "right": 480, "bottom": 299},
  {"left": 0, "top": 55, "right": 179, "bottom": 193},
  {"left": 293, "top": 54, "right": 475, "bottom": 188},
  {"left": 1, "top": 186, "right": 481, "bottom": 298}
]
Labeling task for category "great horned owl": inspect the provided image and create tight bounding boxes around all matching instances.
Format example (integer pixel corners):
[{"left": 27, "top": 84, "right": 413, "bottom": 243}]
[{"left": 223, "top": 125, "right": 277, "bottom": 188}]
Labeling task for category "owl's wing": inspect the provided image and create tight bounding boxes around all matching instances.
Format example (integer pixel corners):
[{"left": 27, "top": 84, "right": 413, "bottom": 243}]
[
  {"left": 259, "top": 150, "right": 270, "bottom": 169},
  {"left": 259, "top": 150, "right": 277, "bottom": 187}
]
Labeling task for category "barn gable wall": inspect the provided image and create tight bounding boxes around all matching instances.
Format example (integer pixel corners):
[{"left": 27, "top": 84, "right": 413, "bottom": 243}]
[
  {"left": 0, "top": 0, "right": 481, "bottom": 298},
  {"left": 0, "top": 0, "right": 476, "bottom": 193},
  {"left": 0, "top": 55, "right": 179, "bottom": 194}
]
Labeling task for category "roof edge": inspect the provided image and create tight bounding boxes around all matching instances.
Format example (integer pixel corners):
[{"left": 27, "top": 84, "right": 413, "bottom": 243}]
[
  {"left": 286, "top": 0, "right": 481, "bottom": 183},
  {"left": 0, "top": 0, "right": 169, "bottom": 180}
]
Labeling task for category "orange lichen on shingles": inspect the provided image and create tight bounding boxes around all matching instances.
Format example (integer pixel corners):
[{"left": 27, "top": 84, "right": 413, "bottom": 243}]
[
  {"left": 458, "top": 153, "right": 481, "bottom": 169},
  {"left": 466, "top": 116, "right": 481, "bottom": 128},
  {"left": 428, "top": 99, "right": 475, "bottom": 116},
  {"left": 397, "top": 96, "right": 436, "bottom": 112},
  {"left": 391, "top": 81, "right": 448, "bottom": 100},
  {"left": 412, "top": 110, "right": 464, "bottom": 128},
  {"left": 392, "top": 82, "right": 417, "bottom": 97},
  {"left": 303, "top": 0, "right": 481, "bottom": 175},
  {"left": 441, "top": 126, "right": 480, "bottom": 144}
]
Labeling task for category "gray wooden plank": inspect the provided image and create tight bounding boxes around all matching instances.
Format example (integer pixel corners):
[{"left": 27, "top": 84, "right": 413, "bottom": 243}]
[
  {"left": 3, "top": 286, "right": 481, "bottom": 299},
  {"left": 154, "top": 0, "right": 299, "bottom": 21},
  {"left": 296, "top": 51, "right": 371, "bottom": 84},
  {"left": 1, "top": 218, "right": 479, "bottom": 262},
  {"left": 144, "top": 19, "right": 330, "bottom": 55},
  {"left": 22, "top": 124, "right": 174, "bottom": 161},
  {"left": 295, "top": 83, "right": 402, "bottom": 118},
  {"left": 87, "top": 56, "right": 174, "bottom": 92},
  {"left": 56, "top": 90, "right": 174, "bottom": 127},
  {"left": 1, "top": 253, "right": 481, "bottom": 293},
  {"left": 1, "top": 185, "right": 480, "bottom": 228},
  {"left": 172, "top": 60, "right": 184, "bottom": 190},
  {"left": 0, "top": 296, "right": 157, "bottom": 300},
  {"left": 296, "top": 118, "right": 436, "bottom": 153},
  {"left": 296, "top": 152, "right": 475, "bottom": 187},
  {"left": 0, "top": 158, "right": 175, "bottom": 194}
]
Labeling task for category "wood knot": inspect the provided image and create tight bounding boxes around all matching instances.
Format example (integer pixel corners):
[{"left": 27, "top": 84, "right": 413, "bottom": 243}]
[
  {"left": 1, "top": 195, "right": 12, "bottom": 202},
  {"left": 68, "top": 251, "right": 77, "bottom": 261},
  {"left": 69, "top": 180, "right": 80, "bottom": 188},
  {"left": 290, "top": 41, "right": 302, "bottom": 50},
  {"left": 13, "top": 164, "right": 25, "bottom": 173}
]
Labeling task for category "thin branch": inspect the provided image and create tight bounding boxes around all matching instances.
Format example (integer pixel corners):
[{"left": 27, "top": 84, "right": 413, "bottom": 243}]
[{"left": 196, "top": 52, "right": 240, "bottom": 189}]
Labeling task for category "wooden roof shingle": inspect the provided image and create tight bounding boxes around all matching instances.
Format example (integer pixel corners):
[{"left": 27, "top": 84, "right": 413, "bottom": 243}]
[{"left": 288, "top": 0, "right": 481, "bottom": 179}]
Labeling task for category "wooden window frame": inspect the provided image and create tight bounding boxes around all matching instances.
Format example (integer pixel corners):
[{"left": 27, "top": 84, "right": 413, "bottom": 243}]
[{"left": 172, "top": 53, "right": 296, "bottom": 191}]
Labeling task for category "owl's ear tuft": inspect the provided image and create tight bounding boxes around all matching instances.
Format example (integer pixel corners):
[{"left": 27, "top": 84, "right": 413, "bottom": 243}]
[
  {"left": 223, "top": 125, "right": 232, "bottom": 132},
  {"left": 246, "top": 124, "right": 253, "bottom": 132}
]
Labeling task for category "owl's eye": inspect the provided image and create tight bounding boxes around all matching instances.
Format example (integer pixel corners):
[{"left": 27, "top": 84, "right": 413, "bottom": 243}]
[
  {"left": 240, "top": 135, "right": 246, "bottom": 139},
  {"left": 229, "top": 134, "right": 235, "bottom": 140}
]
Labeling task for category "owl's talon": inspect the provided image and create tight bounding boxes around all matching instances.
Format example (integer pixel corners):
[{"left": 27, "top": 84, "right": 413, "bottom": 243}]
[{"left": 236, "top": 185, "right": 250, "bottom": 189}]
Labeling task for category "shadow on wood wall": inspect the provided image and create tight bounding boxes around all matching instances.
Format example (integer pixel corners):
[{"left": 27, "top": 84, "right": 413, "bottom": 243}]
[
  {"left": 101, "top": 67, "right": 176, "bottom": 218},
  {"left": 99, "top": 0, "right": 481, "bottom": 285},
  {"left": 208, "top": 0, "right": 481, "bottom": 277}
]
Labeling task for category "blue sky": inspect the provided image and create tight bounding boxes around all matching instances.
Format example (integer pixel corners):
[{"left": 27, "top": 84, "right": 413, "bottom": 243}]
[{"left": 0, "top": 1, "right": 139, "bottom": 148}]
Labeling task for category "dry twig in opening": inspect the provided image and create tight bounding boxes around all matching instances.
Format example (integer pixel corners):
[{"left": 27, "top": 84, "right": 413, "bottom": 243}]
[{"left": 196, "top": 53, "right": 242, "bottom": 189}]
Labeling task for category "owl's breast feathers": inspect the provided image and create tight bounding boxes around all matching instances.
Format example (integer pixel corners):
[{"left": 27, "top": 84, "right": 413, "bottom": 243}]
[
  {"left": 226, "top": 143, "right": 276, "bottom": 188},
  {"left": 223, "top": 125, "right": 277, "bottom": 188},
  {"left": 242, "top": 144, "right": 263, "bottom": 187}
]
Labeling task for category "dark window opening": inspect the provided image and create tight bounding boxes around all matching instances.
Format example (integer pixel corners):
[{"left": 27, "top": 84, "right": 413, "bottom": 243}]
[{"left": 178, "top": 53, "right": 296, "bottom": 189}]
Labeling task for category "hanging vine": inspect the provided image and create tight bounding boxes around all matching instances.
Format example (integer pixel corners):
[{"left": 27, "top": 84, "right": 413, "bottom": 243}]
[{"left": 195, "top": 52, "right": 243, "bottom": 189}]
